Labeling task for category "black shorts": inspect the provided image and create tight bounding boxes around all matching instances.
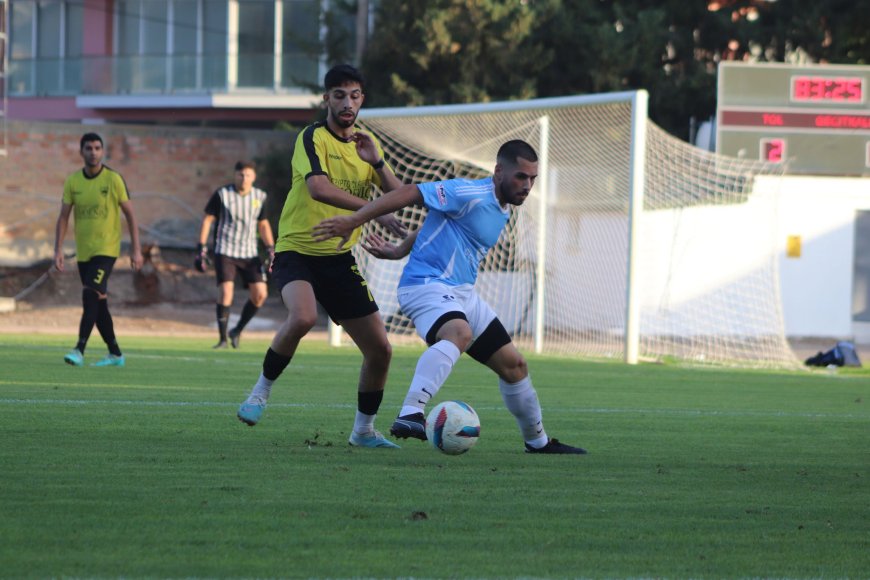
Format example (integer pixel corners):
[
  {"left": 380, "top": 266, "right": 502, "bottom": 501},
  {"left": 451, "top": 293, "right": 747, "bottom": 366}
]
[
  {"left": 214, "top": 254, "right": 267, "bottom": 287},
  {"left": 271, "top": 250, "right": 378, "bottom": 321},
  {"left": 77, "top": 255, "right": 116, "bottom": 294}
]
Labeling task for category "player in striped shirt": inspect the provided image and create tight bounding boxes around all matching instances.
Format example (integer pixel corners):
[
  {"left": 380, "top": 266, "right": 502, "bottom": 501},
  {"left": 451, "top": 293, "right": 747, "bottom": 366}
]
[
  {"left": 196, "top": 161, "right": 275, "bottom": 349},
  {"left": 313, "top": 140, "right": 587, "bottom": 454}
]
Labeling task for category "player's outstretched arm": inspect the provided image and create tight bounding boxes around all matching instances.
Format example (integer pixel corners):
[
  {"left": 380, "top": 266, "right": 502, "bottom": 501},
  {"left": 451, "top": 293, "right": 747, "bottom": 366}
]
[{"left": 312, "top": 183, "right": 423, "bottom": 249}]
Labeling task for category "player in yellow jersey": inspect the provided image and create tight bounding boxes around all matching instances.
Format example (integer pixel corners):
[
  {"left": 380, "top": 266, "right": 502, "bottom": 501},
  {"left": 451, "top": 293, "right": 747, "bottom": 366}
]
[
  {"left": 237, "top": 64, "right": 407, "bottom": 448},
  {"left": 53, "top": 133, "right": 143, "bottom": 367}
]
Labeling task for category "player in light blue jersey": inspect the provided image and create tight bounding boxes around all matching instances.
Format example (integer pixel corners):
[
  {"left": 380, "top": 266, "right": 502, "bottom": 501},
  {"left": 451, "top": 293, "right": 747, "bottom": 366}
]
[{"left": 313, "top": 140, "right": 586, "bottom": 454}]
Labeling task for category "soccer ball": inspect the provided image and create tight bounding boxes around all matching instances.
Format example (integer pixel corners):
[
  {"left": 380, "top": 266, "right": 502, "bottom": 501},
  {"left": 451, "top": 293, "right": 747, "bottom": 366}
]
[{"left": 425, "top": 400, "right": 481, "bottom": 455}]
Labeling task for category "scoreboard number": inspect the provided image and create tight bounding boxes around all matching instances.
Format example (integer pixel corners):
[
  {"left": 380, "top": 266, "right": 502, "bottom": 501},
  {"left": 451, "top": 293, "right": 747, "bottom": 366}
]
[{"left": 761, "top": 138, "right": 786, "bottom": 163}]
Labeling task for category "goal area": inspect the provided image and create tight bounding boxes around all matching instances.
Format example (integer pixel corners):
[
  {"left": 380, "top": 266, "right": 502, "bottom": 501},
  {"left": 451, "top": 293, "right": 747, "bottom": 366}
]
[{"left": 354, "top": 91, "right": 799, "bottom": 368}]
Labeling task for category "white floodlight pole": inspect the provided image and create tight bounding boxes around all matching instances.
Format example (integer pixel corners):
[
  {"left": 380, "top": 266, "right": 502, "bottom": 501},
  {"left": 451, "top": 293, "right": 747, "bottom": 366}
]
[
  {"left": 534, "top": 116, "right": 551, "bottom": 354},
  {"left": 624, "top": 90, "right": 649, "bottom": 365}
]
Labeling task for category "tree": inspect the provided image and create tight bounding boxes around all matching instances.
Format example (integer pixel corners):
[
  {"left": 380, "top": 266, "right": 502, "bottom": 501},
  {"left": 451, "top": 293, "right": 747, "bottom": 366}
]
[
  {"left": 358, "top": 0, "right": 869, "bottom": 140},
  {"left": 361, "top": 0, "right": 550, "bottom": 107}
]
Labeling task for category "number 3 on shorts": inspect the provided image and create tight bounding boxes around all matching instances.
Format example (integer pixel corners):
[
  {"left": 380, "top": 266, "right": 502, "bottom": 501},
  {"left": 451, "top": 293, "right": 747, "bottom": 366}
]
[{"left": 93, "top": 268, "right": 105, "bottom": 285}]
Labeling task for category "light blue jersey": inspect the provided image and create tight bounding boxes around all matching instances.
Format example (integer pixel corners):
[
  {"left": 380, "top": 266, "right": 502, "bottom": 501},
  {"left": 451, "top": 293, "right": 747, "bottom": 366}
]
[{"left": 399, "top": 177, "right": 510, "bottom": 288}]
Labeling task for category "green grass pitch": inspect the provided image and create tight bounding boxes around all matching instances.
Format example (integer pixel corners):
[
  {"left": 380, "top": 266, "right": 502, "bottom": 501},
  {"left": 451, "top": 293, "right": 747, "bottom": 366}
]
[{"left": 0, "top": 334, "right": 867, "bottom": 578}]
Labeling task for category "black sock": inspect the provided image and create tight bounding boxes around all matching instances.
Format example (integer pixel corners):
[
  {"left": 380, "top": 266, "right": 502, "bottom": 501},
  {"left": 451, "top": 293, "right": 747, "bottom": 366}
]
[
  {"left": 76, "top": 288, "right": 100, "bottom": 353},
  {"left": 358, "top": 390, "right": 385, "bottom": 416},
  {"left": 95, "top": 299, "right": 121, "bottom": 356},
  {"left": 262, "top": 347, "right": 292, "bottom": 381},
  {"left": 233, "top": 299, "right": 259, "bottom": 334},
  {"left": 216, "top": 304, "right": 230, "bottom": 341}
]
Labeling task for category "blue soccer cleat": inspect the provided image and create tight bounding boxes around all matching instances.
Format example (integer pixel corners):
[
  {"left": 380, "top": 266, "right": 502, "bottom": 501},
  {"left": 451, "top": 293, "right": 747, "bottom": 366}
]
[
  {"left": 348, "top": 430, "right": 401, "bottom": 449},
  {"left": 92, "top": 354, "right": 125, "bottom": 367},
  {"left": 64, "top": 349, "right": 84, "bottom": 367},
  {"left": 237, "top": 398, "right": 266, "bottom": 426}
]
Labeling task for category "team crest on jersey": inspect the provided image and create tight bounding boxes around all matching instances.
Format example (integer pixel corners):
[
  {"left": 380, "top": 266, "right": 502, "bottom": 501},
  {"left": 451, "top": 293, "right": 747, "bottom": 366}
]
[
  {"left": 436, "top": 184, "right": 447, "bottom": 206},
  {"left": 101, "top": 186, "right": 109, "bottom": 197},
  {"left": 253, "top": 199, "right": 261, "bottom": 209}
]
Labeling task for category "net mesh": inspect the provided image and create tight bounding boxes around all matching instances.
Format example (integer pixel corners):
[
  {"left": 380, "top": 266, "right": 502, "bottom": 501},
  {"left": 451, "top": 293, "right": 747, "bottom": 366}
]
[{"left": 357, "top": 94, "right": 800, "bottom": 368}]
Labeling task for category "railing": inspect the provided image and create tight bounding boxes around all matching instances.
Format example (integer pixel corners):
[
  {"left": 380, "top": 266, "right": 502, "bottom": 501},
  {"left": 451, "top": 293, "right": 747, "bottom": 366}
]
[{"left": 8, "top": 53, "right": 320, "bottom": 96}]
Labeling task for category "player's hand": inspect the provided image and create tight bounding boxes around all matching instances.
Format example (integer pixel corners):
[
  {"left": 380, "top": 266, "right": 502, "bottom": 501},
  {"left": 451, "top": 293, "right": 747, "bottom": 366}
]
[
  {"left": 194, "top": 243, "right": 208, "bottom": 273},
  {"left": 312, "top": 216, "right": 356, "bottom": 250},
  {"left": 265, "top": 245, "right": 275, "bottom": 273},
  {"left": 361, "top": 233, "right": 404, "bottom": 260},
  {"left": 351, "top": 132, "right": 380, "bottom": 166},
  {"left": 375, "top": 214, "right": 408, "bottom": 238},
  {"left": 130, "top": 248, "right": 144, "bottom": 271},
  {"left": 53, "top": 252, "right": 65, "bottom": 273}
]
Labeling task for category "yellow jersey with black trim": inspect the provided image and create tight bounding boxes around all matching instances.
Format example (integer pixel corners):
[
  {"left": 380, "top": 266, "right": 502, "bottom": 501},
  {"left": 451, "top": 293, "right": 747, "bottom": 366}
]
[
  {"left": 276, "top": 122, "right": 392, "bottom": 256},
  {"left": 62, "top": 166, "right": 130, "bottom": 262}
]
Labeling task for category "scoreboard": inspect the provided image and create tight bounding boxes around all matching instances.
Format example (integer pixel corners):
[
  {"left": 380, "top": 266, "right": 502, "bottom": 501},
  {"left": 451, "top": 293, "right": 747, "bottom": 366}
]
[{"left": 716, "top": 62, "right": 870, "bottom": 176}]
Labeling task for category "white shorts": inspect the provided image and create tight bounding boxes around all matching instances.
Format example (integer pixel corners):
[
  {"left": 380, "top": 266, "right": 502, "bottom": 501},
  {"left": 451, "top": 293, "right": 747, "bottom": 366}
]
[{"left": 398, "top": 282, "right": 497, "bottom": 344}]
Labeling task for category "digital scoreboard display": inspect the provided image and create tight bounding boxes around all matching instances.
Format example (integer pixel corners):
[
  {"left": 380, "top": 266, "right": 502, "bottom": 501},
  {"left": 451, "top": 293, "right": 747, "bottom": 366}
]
[{"left": 716, "top": 63, "right": 870, "bottom": 175}]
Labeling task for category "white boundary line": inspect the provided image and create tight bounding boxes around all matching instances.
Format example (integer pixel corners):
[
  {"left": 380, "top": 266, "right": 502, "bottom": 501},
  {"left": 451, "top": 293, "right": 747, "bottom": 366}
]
[{"left": 0, "top": 398, "right": 865, "bottom": 419}]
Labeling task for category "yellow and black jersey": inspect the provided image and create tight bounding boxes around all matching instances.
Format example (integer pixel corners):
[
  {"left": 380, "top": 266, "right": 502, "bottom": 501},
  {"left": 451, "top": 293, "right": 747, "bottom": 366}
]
[
  {"left": 62, "top": 166, "right": 130, "bottom": 262},
  {"left": 276, "top": 122, "right": 393, "bottom": 256}
]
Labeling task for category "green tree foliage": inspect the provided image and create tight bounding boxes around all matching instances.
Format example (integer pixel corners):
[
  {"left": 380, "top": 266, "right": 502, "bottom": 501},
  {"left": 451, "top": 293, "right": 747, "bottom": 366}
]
[
  {"left": 362, "top": 0, "right": 548, "bottom": 106},
  {"left": 358, "top": 0, "right": 869, "bottom": 141}
]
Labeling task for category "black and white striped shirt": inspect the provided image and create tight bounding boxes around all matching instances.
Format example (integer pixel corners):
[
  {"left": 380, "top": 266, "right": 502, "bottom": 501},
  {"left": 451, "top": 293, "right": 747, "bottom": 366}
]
[{"left": 204, "top": 184, "right": 268, "bottom": 259}]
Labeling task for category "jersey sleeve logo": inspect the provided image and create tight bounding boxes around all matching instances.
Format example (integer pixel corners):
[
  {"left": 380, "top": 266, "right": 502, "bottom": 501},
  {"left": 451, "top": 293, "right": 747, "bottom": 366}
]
[{"left": 436, "top": 184, "right": 447, "bottom": 206}]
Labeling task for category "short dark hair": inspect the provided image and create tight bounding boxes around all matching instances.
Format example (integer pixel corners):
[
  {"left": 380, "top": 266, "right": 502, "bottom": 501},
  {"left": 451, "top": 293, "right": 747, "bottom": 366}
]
[
  {"left": 497, "top": 140, "right": 538, "bottom": 166},
  {"left": 234, "top": 161, "right": 256, "bottom": 172},
  {"left": 80, "top": 132, "right": 103, "bottom": 151},
  {"left": 324, "top": 64, "right": 365, "bottom": 92}
]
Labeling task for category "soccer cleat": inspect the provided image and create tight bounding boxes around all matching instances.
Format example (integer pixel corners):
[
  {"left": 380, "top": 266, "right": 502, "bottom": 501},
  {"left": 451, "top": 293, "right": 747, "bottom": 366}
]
[
  {"left": 64, "top": 349, "right": 84, "bottom": 367},
  {"left": 92, "top": 354, "right": 125, "bottom": 367},
  {"left": 525, "top": 438, "right": 587, "bottom": 455},
  {"left": 228, "top": 328, "right": 241, "bottom": 349},
  {"left": 348, "top": 430, "right": 401, "bottom": 449},
  {"left": 389, "top": 412, "right": 427, "bottom": 441},
  {"left": 237, "top": 398, "right": 266, "bottom": 426},
  {"left": 213, "top": 340, "right": 228, "bottom": 350}
]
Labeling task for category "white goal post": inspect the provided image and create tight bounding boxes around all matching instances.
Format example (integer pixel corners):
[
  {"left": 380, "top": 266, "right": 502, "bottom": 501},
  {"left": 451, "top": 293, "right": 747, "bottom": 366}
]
[{"left": 347, "top": 91, "right": 798, "bottom": 368}]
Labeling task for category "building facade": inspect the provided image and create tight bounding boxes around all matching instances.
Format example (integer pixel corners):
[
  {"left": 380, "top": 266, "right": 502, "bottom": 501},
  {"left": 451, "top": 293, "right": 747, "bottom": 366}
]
[{"left": 5, "top": 0, "right": 363, "bottom": 126}]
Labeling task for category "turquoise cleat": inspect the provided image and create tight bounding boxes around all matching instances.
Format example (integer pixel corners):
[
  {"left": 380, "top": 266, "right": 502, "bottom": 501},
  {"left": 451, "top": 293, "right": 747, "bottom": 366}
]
[
  {"left": 64, "top": 349, "right": 84, "bottom": 367},
  {"left": 237, "top": 399, "right": 266, "bottom": 426},
  {"left": 92, "top": 354, "right": 125, "bottom": 367},
  {"left": 348, "top": 430, "right": 401, "bottom": 449}
]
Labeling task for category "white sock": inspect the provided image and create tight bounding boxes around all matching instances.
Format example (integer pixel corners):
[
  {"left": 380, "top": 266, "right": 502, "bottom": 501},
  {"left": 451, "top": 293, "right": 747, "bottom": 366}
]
[
  {"left": 499, "top": 375, "right": 548, "bottom": 446},
  {"left": 249, "top": 373, "right": 274, "bottom": 403},
  {"left": 353, "top": 410, "right": 375, "bottom": 435},
  {"left": 399, "top": 340, "right": 461, "bottom": 416}
]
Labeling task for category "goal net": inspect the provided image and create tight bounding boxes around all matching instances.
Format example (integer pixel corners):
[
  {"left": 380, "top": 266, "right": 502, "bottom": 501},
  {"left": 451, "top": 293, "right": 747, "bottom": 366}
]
[{"left": 355, "top": 92, "right": 800, "bottom": 368}]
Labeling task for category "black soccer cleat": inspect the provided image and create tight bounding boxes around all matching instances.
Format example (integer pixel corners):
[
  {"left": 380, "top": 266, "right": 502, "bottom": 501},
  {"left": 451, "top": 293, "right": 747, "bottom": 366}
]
[
  {"left": 228, "top": 328, "right": 241, "bottom": 349},
  {"left": 390, "top": 412, "right": 427, "bottom": 441},
  {"left": 525, "top": 438, "right": 587, "bottom": 455}
]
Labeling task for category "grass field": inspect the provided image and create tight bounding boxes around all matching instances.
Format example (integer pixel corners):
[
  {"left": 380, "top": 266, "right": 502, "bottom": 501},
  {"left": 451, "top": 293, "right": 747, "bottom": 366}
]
[{"left": 1, "top": 333, "right": 867, "bottom": 579}]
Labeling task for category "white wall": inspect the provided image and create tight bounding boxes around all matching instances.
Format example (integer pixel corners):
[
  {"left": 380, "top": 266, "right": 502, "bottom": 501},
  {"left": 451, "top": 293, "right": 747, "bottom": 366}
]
[{"left": 772, "top": 176, "right": 870, "bottom": 338}]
